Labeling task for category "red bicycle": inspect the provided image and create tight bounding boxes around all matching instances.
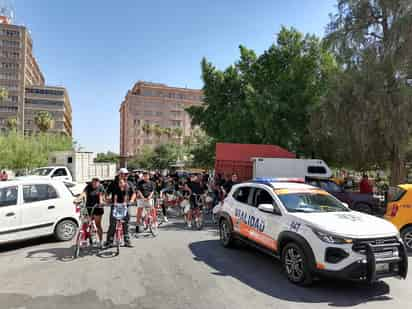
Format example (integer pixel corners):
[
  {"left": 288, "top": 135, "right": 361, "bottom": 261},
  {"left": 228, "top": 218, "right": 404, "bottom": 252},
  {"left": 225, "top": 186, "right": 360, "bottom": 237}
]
[
  {"left": 112, "top": 203, "right": 129, "bottom": 256},
  {"left": 74, "top": 203, "right": 100, "bottom": 258},
  {"left": 139, "top": 199, "right": 159, "bottom": 237}
]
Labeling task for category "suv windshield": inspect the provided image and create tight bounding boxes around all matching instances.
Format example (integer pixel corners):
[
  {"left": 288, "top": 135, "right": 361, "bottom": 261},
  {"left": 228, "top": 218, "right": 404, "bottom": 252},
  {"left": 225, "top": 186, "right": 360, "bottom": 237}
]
[
  {"left": 32, "top": 168, "right": 53, "bottom": 176},
  {"left": 278, "top": 192, "right": 350, "bottom": 213}
]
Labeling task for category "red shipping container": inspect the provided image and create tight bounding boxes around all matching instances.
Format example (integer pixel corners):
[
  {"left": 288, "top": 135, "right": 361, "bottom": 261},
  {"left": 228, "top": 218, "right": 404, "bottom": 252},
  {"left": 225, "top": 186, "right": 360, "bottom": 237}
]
[{"left": 215, "top": 143, "right": 296, "bottom": 181}]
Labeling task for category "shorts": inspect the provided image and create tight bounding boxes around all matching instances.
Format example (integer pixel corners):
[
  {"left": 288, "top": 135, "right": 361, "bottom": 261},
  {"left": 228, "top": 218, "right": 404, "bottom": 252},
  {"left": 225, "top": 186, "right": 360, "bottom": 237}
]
[{"left": 87, "top": 206, "right": 104, "bottom": 216}]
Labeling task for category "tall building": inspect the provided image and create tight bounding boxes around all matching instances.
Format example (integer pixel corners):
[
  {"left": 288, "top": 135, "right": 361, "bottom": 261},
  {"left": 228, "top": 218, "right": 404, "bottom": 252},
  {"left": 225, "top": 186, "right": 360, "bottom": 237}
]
[
  {"left": 0, "top": 14, "right": 72, "bottom": 135},
  {"left": 25, "top": 85, "right": 72, "bottom": 136},
  {"left": 120, "top": 81, "right": 203, "bottom": 157}
]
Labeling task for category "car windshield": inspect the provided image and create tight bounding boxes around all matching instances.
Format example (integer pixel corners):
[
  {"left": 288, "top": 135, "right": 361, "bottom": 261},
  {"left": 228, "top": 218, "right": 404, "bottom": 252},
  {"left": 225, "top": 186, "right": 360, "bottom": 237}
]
[
  {"left": 278, "top": 192, "right": 350, "bottom": 213},
  {"left": 32, "top": 168, "right": 54, "bottom": 176}
]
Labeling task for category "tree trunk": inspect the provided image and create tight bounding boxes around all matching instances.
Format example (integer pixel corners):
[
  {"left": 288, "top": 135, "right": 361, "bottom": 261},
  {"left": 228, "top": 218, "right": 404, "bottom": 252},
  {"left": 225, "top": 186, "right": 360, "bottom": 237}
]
[{"left": 390, "top": 144, "right": 406, "bottom": 186}]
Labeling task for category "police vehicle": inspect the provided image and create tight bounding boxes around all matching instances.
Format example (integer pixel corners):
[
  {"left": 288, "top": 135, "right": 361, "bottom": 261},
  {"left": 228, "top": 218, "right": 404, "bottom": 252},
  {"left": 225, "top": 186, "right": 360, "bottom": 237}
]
[{"left": 217, "top": 178, "right": 408, "bottom": 285}]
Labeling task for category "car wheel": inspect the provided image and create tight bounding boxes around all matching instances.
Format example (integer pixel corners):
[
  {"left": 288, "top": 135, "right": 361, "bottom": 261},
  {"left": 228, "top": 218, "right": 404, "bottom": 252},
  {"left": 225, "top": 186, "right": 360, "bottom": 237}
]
[
  {"left": 353, "top": 203, "right": 372, "bottom": 214},
  {"left": 219, "top": 218, "right": 234, "bottom": 248},
  {"left": 55, "top": 220, "right": 78, "bottom": 241},
  {"left": 282, "top": 243, "right": 313, "bottom": 286},
  {"left": 401, "top": 226, "right": 412, "bottom": 252}
]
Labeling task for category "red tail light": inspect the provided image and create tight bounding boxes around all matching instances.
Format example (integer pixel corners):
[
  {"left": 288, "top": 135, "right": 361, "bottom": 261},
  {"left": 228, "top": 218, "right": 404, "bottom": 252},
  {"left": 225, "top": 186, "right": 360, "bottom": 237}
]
[{"left": 390, "top": 205, "right": 399, "bottom": 217}]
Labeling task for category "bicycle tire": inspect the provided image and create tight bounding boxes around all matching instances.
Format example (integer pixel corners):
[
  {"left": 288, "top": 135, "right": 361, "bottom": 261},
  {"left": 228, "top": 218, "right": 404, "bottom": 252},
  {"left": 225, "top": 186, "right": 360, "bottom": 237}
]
[
  {"left": 149, "top": 218, "right": 159, "bottom": 237},
  {"left": 196, "top": 215, "right": 203, "bottom": 230},
  {"left": 74, "top": 232, "right": 82, "bottom": 258},
  {"left": 116, "top": 241, "right": 120, "bottom": 256}
]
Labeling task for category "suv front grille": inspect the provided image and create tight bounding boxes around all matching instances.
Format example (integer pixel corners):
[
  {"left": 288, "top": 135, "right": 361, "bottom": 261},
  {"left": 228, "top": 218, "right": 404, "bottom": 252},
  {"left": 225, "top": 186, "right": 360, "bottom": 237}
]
[{"left": 352, "top": 237, "right": 399, "bottom": 253}]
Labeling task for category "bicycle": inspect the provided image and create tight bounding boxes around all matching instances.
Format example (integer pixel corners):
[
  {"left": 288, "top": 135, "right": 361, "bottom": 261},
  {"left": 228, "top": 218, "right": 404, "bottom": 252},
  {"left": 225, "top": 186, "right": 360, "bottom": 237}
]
[
  {"left": 190, "top": 193, "right": 204, "bottom": 230},
  {"left": 74, "top": 203, "right": 101, "bottom": 259},
  {"left": 138, "top": 199, "right": 159, "bottom": 237},
  {"left": 112, "top": 203, "right": 129, "bottom": 256}
]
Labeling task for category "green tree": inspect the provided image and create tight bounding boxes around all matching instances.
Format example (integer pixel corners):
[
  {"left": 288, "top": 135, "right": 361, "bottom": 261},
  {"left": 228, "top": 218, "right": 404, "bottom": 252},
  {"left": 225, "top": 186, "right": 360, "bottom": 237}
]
[
  {"left": 95, "top": 151, "right": 119, "bottom": 163},
  {"left": 142, "top": 123, "right": 152, "bottom": 136},
  {"left": 187, "top": 27, "right": 334, "bottom": 155},
  {"left": 163, "top": 127, "right": 173, "bottom": 139},
  {"left": 34, "top": 111, "right": 53, "bottom": 133},
  {"left": 315, "top": 0, "right": 412, "bottom": 184},
  {"left": 6, "top": 117, "right": 17, "bottom": 131},
  {"left": 0, "top": 131, "right": 73, "bottom": 170},
  {"left": 0, "top": 87, "right": 7, "bottom": 101}
]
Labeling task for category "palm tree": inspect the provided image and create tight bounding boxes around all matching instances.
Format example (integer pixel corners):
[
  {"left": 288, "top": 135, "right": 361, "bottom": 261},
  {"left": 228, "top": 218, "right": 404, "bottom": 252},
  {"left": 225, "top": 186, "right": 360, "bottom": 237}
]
[
  {"left": 34, "top": 111, "right": 53, "bottom": 133},
  {"left": 164, "top": 127, "right": 172, "bottom": 139},
  {"left": 0, "top": 87, "right": 7, "bottom": 102},
  {"left": 6, "top": 117, "right": 17, "bottom": 131},
  {"left": 173, "top": 127, "right": 183, "bottom": 144},
  {"left": 153, "top": 125, "right": 163, "bottom": 140},
  {"left": 142, "top": 123, "right": 152, "bottom": 136}
]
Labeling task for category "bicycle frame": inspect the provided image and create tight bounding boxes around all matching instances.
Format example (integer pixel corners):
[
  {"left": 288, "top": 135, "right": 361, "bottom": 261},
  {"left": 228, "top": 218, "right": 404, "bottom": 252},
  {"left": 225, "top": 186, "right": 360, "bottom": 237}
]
[{"left": 74, "top": 204, "right": 100, "bottom": 258}]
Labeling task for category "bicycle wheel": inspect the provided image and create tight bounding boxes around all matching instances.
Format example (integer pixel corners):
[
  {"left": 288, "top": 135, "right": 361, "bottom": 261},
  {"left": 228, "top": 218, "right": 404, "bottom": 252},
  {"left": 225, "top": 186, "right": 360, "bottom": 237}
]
[
  {"left": 149, "top": 217, "right": 159, "bottom": 237},
  {"left": 195, "top": 214, "right": 203, "bottom": 230},
  {"left": 74, "top": 231, "right": 82, "bottom": 258}
]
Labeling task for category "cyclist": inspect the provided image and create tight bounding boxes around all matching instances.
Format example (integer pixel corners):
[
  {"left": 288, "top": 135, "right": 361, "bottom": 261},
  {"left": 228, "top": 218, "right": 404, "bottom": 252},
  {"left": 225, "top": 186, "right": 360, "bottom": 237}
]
[
  {"left": 106, "top": 169, "right": 136, "bottom": 248},
  {"left": 136, "top": 172, "right": 155, "bottom": 233},
  {"left": 79, "top": 177, "right": 105, "bottom": 247},
  {"left": 221, "top": 173, "right": 239, "bottom": 198},
  {"left": 184, "top": 174, "right": 205, "bottom": 228}
]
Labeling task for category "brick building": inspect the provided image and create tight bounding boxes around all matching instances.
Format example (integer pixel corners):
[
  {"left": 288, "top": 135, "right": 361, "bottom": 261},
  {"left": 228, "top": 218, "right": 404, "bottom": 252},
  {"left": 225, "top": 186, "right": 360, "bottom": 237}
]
[{"left": 120, "top": 81, "right": 203, "bottom": 157}]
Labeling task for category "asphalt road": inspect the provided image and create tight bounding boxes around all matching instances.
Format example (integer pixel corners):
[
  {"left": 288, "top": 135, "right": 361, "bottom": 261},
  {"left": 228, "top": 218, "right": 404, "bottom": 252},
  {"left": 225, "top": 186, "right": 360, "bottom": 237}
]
[{"left": 0, "top": 216, "right": 411, "bottom": 309}]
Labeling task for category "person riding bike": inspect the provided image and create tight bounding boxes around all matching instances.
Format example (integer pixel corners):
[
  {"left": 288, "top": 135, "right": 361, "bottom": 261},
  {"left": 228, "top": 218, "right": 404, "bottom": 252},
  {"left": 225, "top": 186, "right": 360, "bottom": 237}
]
[
  {"left": 106, "top": 169, "right": 136, "bottom": 248},
  {"left": 184, "top": 174, "right": 206, "bottom": 228},
  {"left": 79, "top": 177, "right": 105, "bottom": 247},
  {"left": 136, "top": 172, "right": 155, "bottom": 233}
]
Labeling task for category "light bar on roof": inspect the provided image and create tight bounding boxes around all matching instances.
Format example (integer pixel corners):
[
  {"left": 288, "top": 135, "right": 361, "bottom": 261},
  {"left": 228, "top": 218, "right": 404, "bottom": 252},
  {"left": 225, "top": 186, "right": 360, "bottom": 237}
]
[{"left": 253, "top": 177, "right": 305, "bottom": 183}]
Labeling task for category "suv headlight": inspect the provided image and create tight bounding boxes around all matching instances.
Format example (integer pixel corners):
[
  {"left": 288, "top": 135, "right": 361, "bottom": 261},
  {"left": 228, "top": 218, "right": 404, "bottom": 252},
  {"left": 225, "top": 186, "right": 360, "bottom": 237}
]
[{"left": 312, "top": 228, "right": 353, "bottom": 244}]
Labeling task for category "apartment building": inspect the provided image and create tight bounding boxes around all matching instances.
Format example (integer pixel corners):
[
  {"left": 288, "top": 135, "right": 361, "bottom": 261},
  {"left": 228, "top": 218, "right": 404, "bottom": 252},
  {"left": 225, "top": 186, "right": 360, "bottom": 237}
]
[
  {"left": 0, "top": 14, "right": 72, "bottom": 135},
  {"left": 24, "top": 85, "right": 72, "bottom": 136},
  {"left": 120, "top": 81, "right": 203, "bottom": 157}
]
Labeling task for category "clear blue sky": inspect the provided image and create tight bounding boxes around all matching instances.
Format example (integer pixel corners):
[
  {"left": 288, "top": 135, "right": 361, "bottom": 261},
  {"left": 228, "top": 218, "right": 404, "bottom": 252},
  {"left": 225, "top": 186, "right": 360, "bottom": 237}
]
[{"left": 14, "top": 0, "right": 337, "bottom": 153}]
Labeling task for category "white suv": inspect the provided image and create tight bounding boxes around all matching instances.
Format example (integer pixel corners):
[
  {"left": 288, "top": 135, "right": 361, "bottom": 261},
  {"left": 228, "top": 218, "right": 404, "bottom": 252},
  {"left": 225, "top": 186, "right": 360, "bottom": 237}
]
[
  {"left": 217, "top": 179, "right": 408, "bottom": 285},
  {"left": 0, "top": 179, "right": 80, "bottom": 245}
]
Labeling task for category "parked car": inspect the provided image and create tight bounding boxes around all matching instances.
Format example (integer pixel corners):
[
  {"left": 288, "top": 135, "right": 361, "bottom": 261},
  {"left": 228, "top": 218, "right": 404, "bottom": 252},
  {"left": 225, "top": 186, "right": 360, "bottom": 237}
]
[
  {"left": 306, "top": 178, "right": 385, "bottom": 215},
  {"left": 217, "top": 178, "right": 408, "bottom": 285},
  {"left": 384, "top": 184, "right": 412, "bottom": 252},
  {"left": 0, "top": 179, "right": 80, "bottom": 245}
]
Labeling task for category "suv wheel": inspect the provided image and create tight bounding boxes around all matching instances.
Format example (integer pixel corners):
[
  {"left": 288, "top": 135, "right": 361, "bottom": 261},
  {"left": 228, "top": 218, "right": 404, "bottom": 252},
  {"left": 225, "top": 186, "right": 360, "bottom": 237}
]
[
  {"left": 219, "top": 218, "right": 234, "bottom": 248},
  {"left": 282, "top": 243, "right": 313, "bottom": 285},
  {"left": 401, "top": 226, "right": 412, "bottom": 252},
  {"left": 55, "top": 219, "right": 77, "bottom": 241}
]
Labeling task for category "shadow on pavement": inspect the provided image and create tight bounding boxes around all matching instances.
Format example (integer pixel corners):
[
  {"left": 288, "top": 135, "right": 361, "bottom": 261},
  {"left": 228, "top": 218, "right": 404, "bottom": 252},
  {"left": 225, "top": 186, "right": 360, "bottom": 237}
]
[
  {"left": 0, "top": 236, "right": 57, "bottom": 254},
  {"left": 189, "top": 239, "right": 392, "bottom": 307},
  {"left": 26, "top": 245, "right": 77, "bottom": 262}
]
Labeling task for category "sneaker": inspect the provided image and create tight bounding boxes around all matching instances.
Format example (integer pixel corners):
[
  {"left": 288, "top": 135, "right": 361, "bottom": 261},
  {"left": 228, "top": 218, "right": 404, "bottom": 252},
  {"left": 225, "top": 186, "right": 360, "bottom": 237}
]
[
  {"left": 164, "top": 216, "right": 168, "bottom": 222},
  {"left": 187, "top": 222, "right": 192, "bottom": 229}
]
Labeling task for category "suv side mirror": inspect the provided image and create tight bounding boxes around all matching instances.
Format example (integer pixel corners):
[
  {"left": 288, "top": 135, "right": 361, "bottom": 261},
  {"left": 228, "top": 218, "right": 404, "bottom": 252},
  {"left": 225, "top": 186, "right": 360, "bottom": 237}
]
[{"left": 258, "top": 203, "right": 275, "bottom": 213}]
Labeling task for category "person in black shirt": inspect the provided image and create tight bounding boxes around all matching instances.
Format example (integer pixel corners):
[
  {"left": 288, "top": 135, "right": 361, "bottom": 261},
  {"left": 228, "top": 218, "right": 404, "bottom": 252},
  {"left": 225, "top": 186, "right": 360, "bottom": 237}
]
[
  {"left": 136, "top": 172, "right": 155, "bottom": 233},
  {"left": 184, "top": 174, "right": 205, "bottom": 228},
  {"left": 106, "top": 169, "right": 136, "bottom": 247},
  {"left": 222, "top": 173, "right": 239, "bottom": 197},
  {"left": 81, "top": 177, "right": 104, "bottom": 245}
]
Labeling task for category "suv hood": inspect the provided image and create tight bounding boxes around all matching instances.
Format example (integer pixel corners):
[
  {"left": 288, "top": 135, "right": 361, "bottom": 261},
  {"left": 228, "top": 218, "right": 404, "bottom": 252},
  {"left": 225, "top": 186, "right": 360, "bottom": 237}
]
[{"left": 290, "top": 211, "right": 398, "bottom": 239}]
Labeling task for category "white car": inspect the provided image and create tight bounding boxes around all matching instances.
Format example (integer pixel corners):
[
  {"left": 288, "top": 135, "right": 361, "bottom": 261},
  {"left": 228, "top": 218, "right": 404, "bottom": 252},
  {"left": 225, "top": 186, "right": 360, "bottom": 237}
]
[
  {"left": 217, "top": 178, "right": 408, "bottom": 285},
  {"left": 0, "top": 179, "right": 80, "bottom": 245}
]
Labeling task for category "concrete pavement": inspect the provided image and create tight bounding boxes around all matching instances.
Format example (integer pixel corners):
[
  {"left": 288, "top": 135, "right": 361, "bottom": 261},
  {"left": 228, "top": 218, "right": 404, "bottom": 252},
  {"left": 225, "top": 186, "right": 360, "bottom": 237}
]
[{"left": 0, "top": 218, "right": 411, "bottom": 309}]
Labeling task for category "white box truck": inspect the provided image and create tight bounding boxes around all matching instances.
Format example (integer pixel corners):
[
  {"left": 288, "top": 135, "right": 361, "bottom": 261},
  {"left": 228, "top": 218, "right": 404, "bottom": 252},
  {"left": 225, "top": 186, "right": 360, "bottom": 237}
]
[
  {"left": 252, "top": 158, "right": 332, "bottom": 179},
  {"left": 22, "top": 151, "right": 117, "bottom": 183}
]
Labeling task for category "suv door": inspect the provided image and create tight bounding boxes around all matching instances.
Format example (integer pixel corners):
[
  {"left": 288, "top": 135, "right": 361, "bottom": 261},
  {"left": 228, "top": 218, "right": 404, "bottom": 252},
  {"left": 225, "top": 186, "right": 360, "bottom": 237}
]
[
  {"left": 231, "top": 186, "right": 253, "bottom": 238},
  {"left": 251, "top": 187, "right": 282, "bottom": 252},
  {"left": 20, "top": 184, "right": 60, "bottom": 237},
  {"left": 0, "top": 185, "right": 22, "bottom": 242},
  {"left": 51, "top": 168, "right": 70, "bottom": 182}
]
